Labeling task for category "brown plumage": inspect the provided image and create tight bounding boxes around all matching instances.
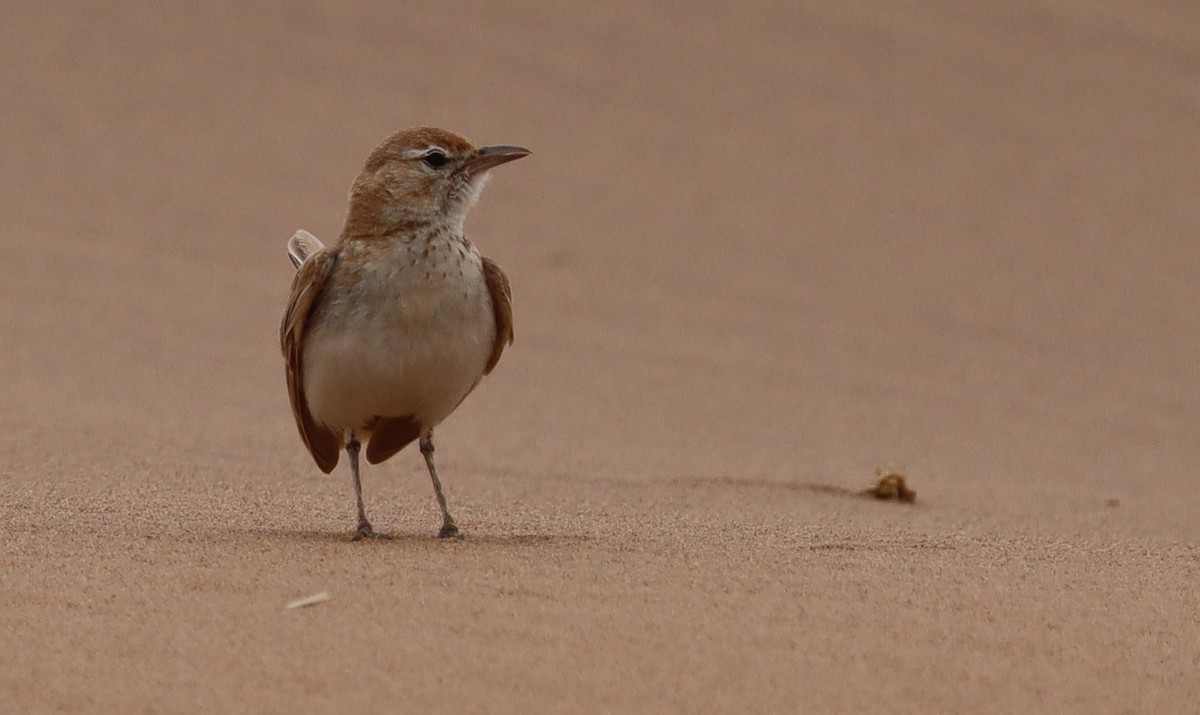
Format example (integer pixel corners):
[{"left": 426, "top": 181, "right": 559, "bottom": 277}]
[
  {"left": 279, "top": 127, "right": 528, "bottom": 539},
  {"left": 481, "top": 256, "right": 515, "bottom": 374},
  {"left": 280, "top": 249, "right": 341, "bottom": 473}
]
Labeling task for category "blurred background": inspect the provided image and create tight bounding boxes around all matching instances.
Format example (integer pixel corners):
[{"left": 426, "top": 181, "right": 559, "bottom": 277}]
[{"left": 2, "top": 1, "right": 1197, "bottom": 535}]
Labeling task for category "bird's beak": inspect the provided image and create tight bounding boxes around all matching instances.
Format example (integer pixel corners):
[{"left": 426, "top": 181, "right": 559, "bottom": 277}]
[{"left": 462, "top": 145, "right": 531, "bottom": 177}]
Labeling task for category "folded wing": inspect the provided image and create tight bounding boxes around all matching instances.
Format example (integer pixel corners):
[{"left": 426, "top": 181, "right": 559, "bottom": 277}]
[
  {"left": 280, "top": 248, "right": 342, "bottom": 472},
  {"left": 481, "top": 257, "right": 514, "bottom": 375}
]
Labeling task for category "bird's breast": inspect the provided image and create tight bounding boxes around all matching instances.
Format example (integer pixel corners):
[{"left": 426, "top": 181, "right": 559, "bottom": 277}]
[{"left": 300, "top": 236, "right": 495, "bottom": 431}]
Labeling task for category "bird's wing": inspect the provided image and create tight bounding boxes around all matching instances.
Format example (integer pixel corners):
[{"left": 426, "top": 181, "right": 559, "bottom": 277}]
[
  {"left": 481, "top": 257, "right": 514, "bottom": 375},
  {"left": 287, "top": 229, "right": 327, "bottom": 269},
  {"left": 280, "top": 248, "right": 342, "bottom": 473}
]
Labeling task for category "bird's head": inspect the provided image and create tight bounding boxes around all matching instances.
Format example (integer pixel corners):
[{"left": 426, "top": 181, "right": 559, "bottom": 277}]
[{"left": 343, "top": 126, "right": 530, "bottom": 238}]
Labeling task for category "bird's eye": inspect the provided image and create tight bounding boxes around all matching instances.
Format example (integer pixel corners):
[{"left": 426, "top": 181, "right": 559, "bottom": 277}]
[{"left": 421, "top": 150, "right": 449, "bottom": 169}]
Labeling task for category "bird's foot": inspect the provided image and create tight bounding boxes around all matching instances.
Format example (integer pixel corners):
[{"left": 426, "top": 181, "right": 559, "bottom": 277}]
[
  {"left": 437, "top": 522, "right": 463, "bottom": 540},
  {"left": 352, "top": 522, "right": 391, "bottom": 541}
]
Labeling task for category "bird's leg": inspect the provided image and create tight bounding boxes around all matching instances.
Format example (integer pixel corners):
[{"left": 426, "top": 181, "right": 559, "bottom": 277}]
[
  {"left": 346, "top": 433, "right": 377, "bottom": 540},
  {"left": 420, "top": 431, "right": 461, "bottom": 539}
]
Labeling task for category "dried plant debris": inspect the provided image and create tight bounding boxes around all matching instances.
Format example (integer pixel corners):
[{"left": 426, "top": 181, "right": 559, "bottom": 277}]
[
  {"left": 862, "top": 468, "right": 917, "bottom": 503},
  {"left": 285, "top": 591, "right": 331, "bottom": 609}
]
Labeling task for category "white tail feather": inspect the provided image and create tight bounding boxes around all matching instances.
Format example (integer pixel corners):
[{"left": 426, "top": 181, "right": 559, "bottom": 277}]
[{"left": 287, "top": 229, "right": 326, "bottom": 269}]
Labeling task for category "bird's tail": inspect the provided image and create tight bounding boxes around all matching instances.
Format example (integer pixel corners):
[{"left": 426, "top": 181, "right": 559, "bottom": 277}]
[{"left": 286, "top": 229, "right": 327, "bottom": 269}]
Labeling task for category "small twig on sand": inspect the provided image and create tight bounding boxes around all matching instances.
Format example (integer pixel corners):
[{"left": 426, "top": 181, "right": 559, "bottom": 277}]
[{"left": 285, "top": 591, "right": 331, "bottom": 610}]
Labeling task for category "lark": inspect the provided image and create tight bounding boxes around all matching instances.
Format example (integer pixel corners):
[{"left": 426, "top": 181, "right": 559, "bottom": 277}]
[{"left": 280, "top": 127, "right": 528, "bottom": 539}]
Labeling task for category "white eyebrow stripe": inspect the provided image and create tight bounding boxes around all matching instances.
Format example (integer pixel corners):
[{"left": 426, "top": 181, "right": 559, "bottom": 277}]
[{"left": 401, "top": 145, "right": 448, "bottom": 159}]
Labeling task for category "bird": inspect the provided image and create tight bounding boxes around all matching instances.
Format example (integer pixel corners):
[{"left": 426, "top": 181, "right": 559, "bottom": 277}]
[{"left": 279, "top": 126, "right": 528, "bottom": 540}]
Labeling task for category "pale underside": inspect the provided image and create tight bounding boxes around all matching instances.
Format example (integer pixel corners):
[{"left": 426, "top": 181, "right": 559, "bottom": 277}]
[
  {"left": 302, "top": 245, "right": 494, "bottom": 433},
  {"left": 280, "top": 230, "right": 513, "bottom": 473}
]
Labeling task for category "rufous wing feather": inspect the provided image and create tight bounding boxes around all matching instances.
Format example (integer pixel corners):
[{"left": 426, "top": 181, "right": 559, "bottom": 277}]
[
  {"left": 481, "top": 256, "right": 514, "bottom": 375},
  {"left": 280, "top": 249, "right": 342, "bottom": 473}
]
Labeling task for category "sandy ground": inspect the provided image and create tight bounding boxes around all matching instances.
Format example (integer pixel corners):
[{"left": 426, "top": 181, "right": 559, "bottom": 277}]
[{"left": 2, "top": 1, "right": 1199, "bottom": 712}]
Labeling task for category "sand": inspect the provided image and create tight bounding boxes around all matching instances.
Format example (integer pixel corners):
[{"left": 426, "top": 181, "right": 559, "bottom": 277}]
[{"left": 2, "top": 1, "right": 1198, "bottom": 712}]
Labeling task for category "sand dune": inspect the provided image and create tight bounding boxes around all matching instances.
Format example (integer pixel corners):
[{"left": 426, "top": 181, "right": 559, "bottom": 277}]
[{"left": 2, "top": 2, "right": 1198, "bottom": 712}]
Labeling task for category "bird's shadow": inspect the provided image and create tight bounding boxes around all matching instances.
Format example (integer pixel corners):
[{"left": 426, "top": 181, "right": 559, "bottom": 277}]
[
  {"left": 220, "top": 526, "right": 588, "bottom": 548},
  {"left": 673, "top": 474, "right": 921, "bottom": 503}
]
